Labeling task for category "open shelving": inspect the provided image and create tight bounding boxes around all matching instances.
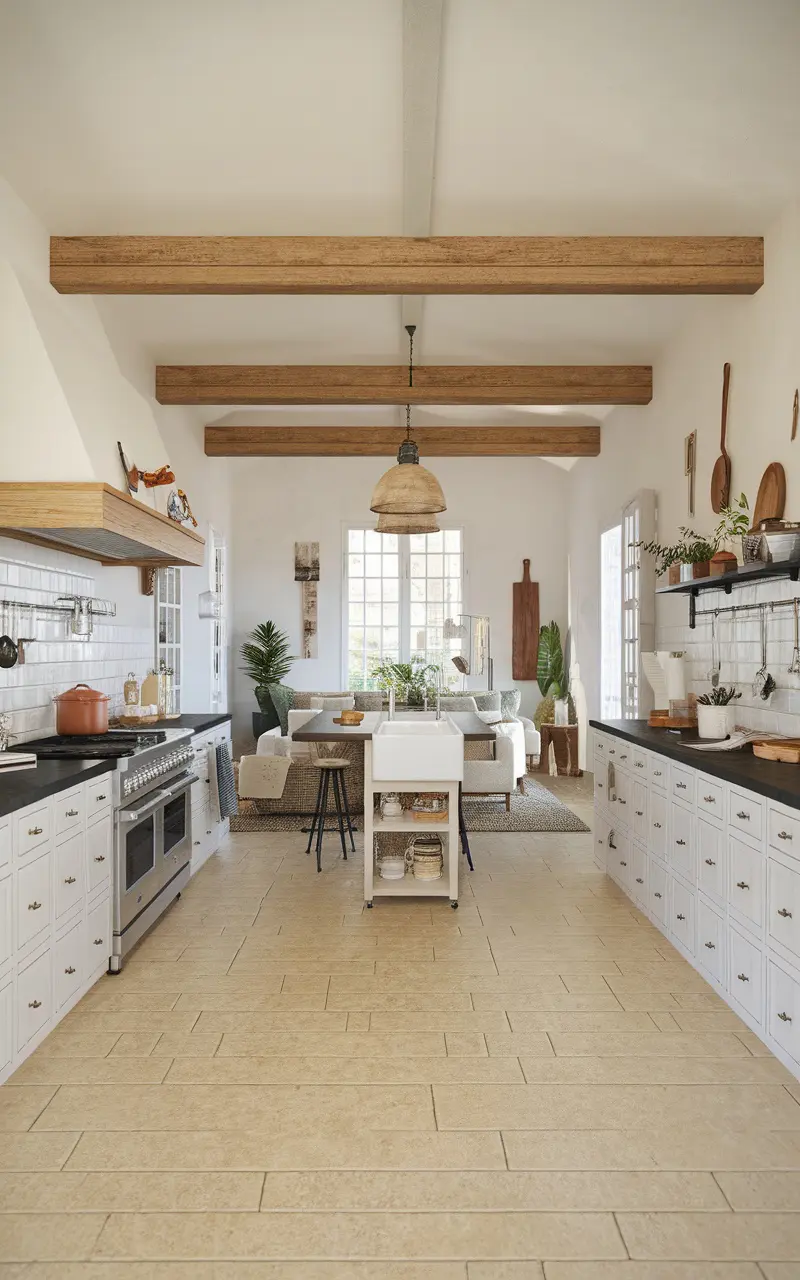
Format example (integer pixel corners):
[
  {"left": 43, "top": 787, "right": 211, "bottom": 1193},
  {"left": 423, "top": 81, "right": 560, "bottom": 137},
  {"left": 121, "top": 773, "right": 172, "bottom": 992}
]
[{"left": 656, "top": 559, "right": 800, "bottom": 628}]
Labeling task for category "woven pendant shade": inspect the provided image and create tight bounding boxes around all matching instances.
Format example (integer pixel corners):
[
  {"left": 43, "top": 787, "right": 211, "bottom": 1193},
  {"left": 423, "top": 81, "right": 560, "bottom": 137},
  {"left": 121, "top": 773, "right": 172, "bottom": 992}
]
[
  {"left": 375, "top": 510, "right": 440, "bottom": 535},
  {"left": 370, "top": 439, "right": 446, "bottom": 516}
]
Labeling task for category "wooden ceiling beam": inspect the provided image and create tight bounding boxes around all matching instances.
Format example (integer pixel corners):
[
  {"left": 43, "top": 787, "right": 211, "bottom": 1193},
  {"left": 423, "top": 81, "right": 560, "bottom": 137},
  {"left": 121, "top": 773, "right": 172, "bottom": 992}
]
[
  {"left": 204, "top": 424, "right": 600, "bottom": 457},
  {"left": 51, "top": 235, "right": 763, "bottom": 294},
  {"left": 157, "top": 364, "right": 651, "bottom": 406}
]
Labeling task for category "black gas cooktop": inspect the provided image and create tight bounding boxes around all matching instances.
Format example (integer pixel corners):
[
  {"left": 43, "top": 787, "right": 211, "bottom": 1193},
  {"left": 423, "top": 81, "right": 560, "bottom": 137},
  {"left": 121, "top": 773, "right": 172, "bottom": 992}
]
[{"left": 11, "top": 731, "right": 168, "bottom": 759}]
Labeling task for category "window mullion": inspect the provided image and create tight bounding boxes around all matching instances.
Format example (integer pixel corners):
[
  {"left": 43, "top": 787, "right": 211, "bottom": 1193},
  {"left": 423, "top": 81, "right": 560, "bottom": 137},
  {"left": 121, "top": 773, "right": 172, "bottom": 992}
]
[{"left": 399, "top": 537, "right": 411, "bottom": 663}]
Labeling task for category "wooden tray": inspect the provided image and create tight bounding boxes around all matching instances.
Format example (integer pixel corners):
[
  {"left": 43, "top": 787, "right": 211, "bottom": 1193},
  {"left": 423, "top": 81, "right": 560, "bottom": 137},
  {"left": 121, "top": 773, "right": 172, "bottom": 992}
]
[
  {"left": 110, "top": 715, "right": 159, "bottom": 728},
  {"left": 752, "top": 739, "right": 800, "bottom": 763},
  {"left": 332, "top": 714, "right": 364, "bottom": 726},
  {"left": 648, "top": 712, "right": 697, "bottom": 729}
]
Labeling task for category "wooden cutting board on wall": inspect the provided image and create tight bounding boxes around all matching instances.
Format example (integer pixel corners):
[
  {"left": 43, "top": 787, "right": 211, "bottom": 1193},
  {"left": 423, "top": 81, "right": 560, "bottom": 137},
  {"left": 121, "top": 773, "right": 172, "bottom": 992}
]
[{"left": 512, "top": 559, "right": 540, "bottom": 680}]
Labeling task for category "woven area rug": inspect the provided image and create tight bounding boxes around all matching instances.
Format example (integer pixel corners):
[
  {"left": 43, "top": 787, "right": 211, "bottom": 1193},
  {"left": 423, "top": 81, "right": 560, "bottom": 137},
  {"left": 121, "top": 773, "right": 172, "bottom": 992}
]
[{"left": 230, "top": 777, "right": 589, "bottom": 834}]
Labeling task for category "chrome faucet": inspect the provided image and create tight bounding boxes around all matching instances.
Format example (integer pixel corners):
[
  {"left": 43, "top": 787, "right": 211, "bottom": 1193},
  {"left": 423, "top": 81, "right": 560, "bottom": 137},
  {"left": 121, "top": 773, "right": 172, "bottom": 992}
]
[
  {"left": 435, "top": 689, "right": 442, "bottom": 720},
  {"left": 387, "top": 688, "right": 395, "bottom": 720}
]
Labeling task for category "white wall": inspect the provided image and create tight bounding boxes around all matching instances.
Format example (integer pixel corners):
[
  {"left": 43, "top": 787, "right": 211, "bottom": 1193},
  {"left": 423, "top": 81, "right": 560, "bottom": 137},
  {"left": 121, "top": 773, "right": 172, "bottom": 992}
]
[
  {"left": 569, "top": 201, "right": 800, "bottom": 731},
  {"left": 230, "top": 454, "right": 569, "bottom": 744}
]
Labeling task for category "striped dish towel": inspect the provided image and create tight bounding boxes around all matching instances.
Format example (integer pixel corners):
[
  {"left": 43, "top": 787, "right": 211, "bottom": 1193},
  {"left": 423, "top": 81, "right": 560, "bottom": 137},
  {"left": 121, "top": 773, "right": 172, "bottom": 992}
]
[{"left": 215, "top": 741, "right": 239, "bottom": 818}]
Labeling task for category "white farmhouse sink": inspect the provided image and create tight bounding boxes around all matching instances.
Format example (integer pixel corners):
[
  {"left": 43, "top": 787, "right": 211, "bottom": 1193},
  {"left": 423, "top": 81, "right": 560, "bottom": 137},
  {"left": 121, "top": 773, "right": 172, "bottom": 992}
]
[{"left": 372, "top": 716, "right": 464, "bottom": 783}]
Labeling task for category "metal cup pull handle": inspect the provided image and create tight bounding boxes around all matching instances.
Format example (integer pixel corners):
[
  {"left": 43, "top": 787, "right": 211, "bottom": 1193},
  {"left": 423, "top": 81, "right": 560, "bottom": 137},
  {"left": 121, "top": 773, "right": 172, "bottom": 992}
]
[
  {"left": 736, "top": 881, "right": 749, "bottom": 889},
  {"left": 704, "top": 858, "right": 716, "bottom": 866},
  {"left": 778, "top": 1011, "right": 792, "bottom": 1022},
  {"left": 737, "top": 811, "right": 750, "bottom": 820},
  {"left": 65, "top": 809, "right": 79, "bottom": 817},
  {"left": 93, "top": 938, "right": 104, "bottom": 946},
  {"left": 28, "top": 901, "right": 42, "bottom": 910},
  {"left": 676, "top": 913, "right": 686, "bottom": 921},
  {"left": 28, "top": 999, "right": 42, "bottom": 1009},
  {"left": 64, "top": 876, "right": 76, "bottom": 885},
  {"left": 778, "top": 908, "right": 793, "bottom": 918},
  {"left": 704, "top": 941, "right": 715, "bottom": 949},
  {"left": 27, "top": 826, "right": 43, "bottom": 836},
  {"left": 778, "top": 830, "right": 793, "bottom": 841},
  {"left": 635, "top": 877, "right": 644, "bottom": 884},
  {"left": 737, "top": 973, "right": 749, "bottom": 982},
  {"left": 654, "top": 891, "right": 662, "bottom": 899},
  {"left": 676, "top": 839, "right": 686, "bottom": 846},
  {"left": 703, "top": 795, "right": 715, "bottom": 803}
]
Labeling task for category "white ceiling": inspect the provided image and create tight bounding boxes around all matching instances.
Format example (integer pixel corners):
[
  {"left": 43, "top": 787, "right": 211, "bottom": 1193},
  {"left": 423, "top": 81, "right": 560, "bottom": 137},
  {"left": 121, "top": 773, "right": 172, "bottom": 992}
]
[{"left": 0, "top": 0, "right": 798, "bottom": 439}]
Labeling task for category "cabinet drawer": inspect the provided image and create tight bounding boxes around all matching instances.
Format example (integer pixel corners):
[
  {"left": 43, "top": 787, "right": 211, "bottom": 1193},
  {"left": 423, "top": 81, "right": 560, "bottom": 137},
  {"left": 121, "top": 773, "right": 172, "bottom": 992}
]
[
  {"left": 594, "top": 767, "right": 609, "bottom": 808},
  {"left": 593, "top": 733, "right": 608, "bottom": 758},
  {"left": 0, "top": 978, "right": 11, "bottom": 1074},
  {"left": 86, "top": 813, "right": 112, "bottom": 896},
  {"left": 632, "top": 748, "right": 648, "bottom": 776},
  {"left": 648, "top": 754, "right": 668, "bottom": 789},
  {"left": 54, "top": 831, "right": 84, "bottom": 920},
  {"left": 615, "top": 742, "right": 633, "bottom": 769},
  {"left": 649, "top": 856, "right": 668, "bottom": 927},
  {"left": 594, "top": 814, "right": 609, "bottom": 870},
  {"left": 86, "top": 773, "right": 113, "bottom": 815},
  {"left": 649, "top": 790, "right": 667, "bottom": 861},
  {"left": 697, "top": 895, "right": 725, "bottom": 987},
  {"left": 55, "top": 920, "right": 83, "bottom": 1009},
  {"left": 0, "top": 876, "right": 11, "bottom": 972},
  {"left": 609, "top": 828, "right": 631, "bottom": 892},
  {"left": 768, "top": 960, "right": 800, "bottom": 1065},
  {"left": 670, "top": 802, "right": 695, "bottom": 882},
  {"left": 613, "top": 769, "right": 632, "bottom": 825},
  {"left": 671, "top": 763, "right": 695, "bottom": 805},
  {"left": 729, "top": 787, "right": 763, "bottom": 843},
  {"left": 697, "top": 816, "right": 725, "bottom": 903},
  {"left": 86, "top": 897, "right": 110, "bottom": 976},
  {"left": 0, "top": 821, "right": 9, "bottom": 872},
  {"left": 631, "top": 841, "right": 647, "bottom": 904},
  {"left": 54, "top": 787, "right": 84, "bottom": 838},
  {"left": 697, "top": 775, "right": 725, "bottom": 822},
  {"left": 633, "top": 782, "right": 648, "bottom": 843},
  {"left": 16, "top": 803, "right": 50, "bottom": 859},
  {"left": 768, "top": 854, "right": 800, "bottom": 963},
  {"left": 16, "top": 947, "right": 51, "bottom": 1052},
  {"left": 728, "top": 924, "right": 764, "bottom": 1025},
  {"left": 606, "top": 739, "right": 621, "bottom": 761},
  {"left": 768, "top": 804, "right": 800, "bottom": 855},
  {"left": 728, "top": 835, "right": 764, "bottom": 934},
  {"left": 16, "top": 852, "right": 51, "bottom": 951},
  {"left": 670, "top": 875, "right": 695, "bottom": 955}
]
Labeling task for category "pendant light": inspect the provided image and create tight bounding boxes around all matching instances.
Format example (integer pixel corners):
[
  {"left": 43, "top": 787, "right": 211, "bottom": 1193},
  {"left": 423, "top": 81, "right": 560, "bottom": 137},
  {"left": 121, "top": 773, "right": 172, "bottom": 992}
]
[
  {"left": 370, "top": 325, "right": 446, "bottom": 522},
  {"left": 375, "top": 510, "right": 440, "bottom": 535}
]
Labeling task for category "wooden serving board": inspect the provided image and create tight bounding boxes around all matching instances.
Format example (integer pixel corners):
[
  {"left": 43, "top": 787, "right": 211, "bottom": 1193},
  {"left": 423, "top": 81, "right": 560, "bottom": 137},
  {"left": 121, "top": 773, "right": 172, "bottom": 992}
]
[
  {"left": 512, "top": 559, "right": 539, "bottom": 680},
  {"left": 752, "top": 738, "right": 800, "bottom": 763},
  {"left": 648, "top": 712, "right": 697, "bottom": 729},
  {"left": 752, "top": 462, "right": 787, "bottom": 528}
]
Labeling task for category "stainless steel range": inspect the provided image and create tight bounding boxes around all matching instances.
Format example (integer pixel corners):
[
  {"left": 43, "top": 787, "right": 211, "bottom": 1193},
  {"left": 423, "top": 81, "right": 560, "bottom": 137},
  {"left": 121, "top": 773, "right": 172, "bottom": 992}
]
[{"left": 14, "top": 729, "right": 197, "bottom": 970}]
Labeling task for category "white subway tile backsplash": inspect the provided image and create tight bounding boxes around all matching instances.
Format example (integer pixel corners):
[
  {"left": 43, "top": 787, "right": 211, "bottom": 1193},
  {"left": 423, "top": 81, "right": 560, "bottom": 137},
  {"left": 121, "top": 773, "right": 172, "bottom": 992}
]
[
  {"left": 657, "top": 575, "right": 800, "bottom": 736},
  {"left": 0, "top": 546, "right": 153, "bottom": 744}
]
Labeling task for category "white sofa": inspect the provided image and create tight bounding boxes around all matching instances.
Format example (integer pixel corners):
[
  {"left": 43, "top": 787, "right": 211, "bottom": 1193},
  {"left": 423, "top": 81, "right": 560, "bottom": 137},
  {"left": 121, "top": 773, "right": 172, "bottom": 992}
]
[{"left": 463, "top": 731, "right": 522, "bottom": 811}]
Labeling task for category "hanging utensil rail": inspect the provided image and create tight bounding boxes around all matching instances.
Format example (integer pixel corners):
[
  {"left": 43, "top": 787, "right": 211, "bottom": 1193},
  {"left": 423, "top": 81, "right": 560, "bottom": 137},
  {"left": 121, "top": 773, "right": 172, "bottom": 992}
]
[{"left": 693, "top": 597, "right": 800, "bottom": 622}]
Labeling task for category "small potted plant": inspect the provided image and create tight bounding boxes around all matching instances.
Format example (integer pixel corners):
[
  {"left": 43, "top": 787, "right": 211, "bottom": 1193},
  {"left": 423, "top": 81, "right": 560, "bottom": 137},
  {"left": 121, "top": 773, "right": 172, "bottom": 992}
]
[
  {"left": 696, "top": 685, "right": 741, "bottom": 739},
  {"left": 711, "top": 493, "right": 751, "bottom": 574},
  {"left": 676, "top": 529, "right": 716, "bottom": 582}
]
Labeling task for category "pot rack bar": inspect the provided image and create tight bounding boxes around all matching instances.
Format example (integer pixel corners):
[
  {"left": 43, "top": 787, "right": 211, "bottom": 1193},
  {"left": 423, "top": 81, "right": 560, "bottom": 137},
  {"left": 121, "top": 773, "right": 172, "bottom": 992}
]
[
  {"left": 0, "top": 596, "right": 115, "bottom": 616},
  {"left": 693, "top": 597, "right": 800, "bottom": 622}
]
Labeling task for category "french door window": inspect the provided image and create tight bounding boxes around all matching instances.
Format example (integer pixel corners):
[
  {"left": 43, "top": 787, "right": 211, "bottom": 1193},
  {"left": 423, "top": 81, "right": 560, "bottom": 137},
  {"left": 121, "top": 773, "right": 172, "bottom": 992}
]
[
  {"left": 344, "top": 528, "right": 463, "bottom": 689},
  {"left": 599, "top": 492, "right": 655, "bottom": 721}
]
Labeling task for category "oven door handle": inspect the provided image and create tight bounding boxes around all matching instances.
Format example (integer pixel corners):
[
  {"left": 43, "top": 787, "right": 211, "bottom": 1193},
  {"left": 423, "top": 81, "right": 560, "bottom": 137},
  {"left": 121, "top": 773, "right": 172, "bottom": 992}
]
[
  {"left": 118, "top": 791, "right": 169, "bottom": 823},
  {"left": 160, "top": 773, "right": 198, "bottom": 801}
]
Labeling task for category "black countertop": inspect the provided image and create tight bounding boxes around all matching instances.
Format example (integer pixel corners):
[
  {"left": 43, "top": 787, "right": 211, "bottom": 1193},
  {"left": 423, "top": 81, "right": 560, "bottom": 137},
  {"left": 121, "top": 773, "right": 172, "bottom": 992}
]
[
  {"left": 0, "top": 758, "right": 114, "bottom": 821},
  {"left": 149, "top": 713, "right": 232, "bottom": 736},
  {"left": 292, "top": 710, "right": 496, "bottom": 742},
  {"left": 591, "top": 718, "right": 800, "bottom": 811}
]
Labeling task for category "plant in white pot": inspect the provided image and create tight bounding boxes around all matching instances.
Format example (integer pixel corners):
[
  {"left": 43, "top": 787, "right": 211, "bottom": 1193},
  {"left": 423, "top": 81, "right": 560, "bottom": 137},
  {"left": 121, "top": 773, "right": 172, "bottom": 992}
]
[{"left": 696, "top": 685, "right": 741, "bottom": 739}]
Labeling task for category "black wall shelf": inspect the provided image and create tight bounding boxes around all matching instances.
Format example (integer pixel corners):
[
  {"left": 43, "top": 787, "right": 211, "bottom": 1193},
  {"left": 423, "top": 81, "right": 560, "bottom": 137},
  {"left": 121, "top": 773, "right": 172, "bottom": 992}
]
[{"left": 656, "top": 559, "right": 800, "bottom": 628}]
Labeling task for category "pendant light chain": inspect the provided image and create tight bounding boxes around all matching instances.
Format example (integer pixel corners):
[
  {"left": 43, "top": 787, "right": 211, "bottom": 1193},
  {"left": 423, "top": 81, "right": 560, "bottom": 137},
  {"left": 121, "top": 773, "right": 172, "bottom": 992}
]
[{"left": 405, "top": 324, "right": 416, "bottom": 441}]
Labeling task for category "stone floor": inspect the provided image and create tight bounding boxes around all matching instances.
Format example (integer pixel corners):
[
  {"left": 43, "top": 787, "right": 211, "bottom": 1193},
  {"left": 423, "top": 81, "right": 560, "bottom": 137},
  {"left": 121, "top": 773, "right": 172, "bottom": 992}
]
[{"left": 2, "top": 777, "right": 800, "bottom": 1276}]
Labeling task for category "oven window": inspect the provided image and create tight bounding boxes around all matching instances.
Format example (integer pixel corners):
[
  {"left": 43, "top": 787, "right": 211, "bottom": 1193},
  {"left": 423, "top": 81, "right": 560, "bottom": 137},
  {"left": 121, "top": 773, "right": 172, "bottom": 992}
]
[
  {"left": 163, "top": 793, "right": 188, "bottom": 855},
  {"left": 126, "top": 816, "right": 156, "bottom": 890}
]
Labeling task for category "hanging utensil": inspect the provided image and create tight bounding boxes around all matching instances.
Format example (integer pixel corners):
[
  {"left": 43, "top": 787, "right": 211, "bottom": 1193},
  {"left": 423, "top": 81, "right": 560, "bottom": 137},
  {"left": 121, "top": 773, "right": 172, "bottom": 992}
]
[
  {"left": 792, "top": 389, "right": 798, "bottom": 442},
  {"left": 753, "top": 608, "right": 768, "bottom": 697},
  {"left": 790, "top": 600, "right": 800, "bottom": 675},
  {"left": 685, "top": 431, "right": 696, "bottom": 517},
  {"left": 0, "top": 603, "right": 18, "bottom": 669},
  {"left": 16, "top": 606, "right": 36, "bottom": 666},
  {"left": 707, "top": 611, "right": 720, "bottom": 687},
  {"left": 711, "top": 362, "right": 732, "bottom": 513}
]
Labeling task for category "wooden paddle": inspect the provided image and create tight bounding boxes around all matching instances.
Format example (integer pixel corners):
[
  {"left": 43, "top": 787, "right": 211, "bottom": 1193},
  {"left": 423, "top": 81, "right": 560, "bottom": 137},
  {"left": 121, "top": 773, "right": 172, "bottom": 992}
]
[
  {"left": 753, "top": 462, "right": 787, "bottom": 528},
  {"left": 512, "top": 559, "right": 540, "bottom": 680},
  {"left": 711, "top": 362, "right": 732, "bottom": 513}
]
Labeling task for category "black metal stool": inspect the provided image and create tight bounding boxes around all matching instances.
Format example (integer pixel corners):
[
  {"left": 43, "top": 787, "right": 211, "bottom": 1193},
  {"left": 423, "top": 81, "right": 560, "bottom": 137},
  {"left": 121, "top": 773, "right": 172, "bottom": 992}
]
[{"left": 305, "top": 757, "right": 356, "bottom": 872}]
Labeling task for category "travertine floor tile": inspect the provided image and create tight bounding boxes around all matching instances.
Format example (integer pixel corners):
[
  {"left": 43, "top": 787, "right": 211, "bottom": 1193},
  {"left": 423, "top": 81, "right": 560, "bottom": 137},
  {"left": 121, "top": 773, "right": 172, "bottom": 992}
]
[
  {"left": 714, "top": 1171, "right": 800, "bottom": 1210},
  {"left": 0, "top": 1170, "right": 263, "bottom": 1211},
  {"left": 541, "top": 1265, "right": 762, "bottom": 1279},
  {"left": 93, "top": 1210, "right": 626, "bottom": 1260},
  {"left": 65, "top": 1128, "right": 506, "bottom": 1172},
  {"left": 0, "top": 1212, "right": 106, "bottom": 1261},
  {"left": 19, "top": 1265, "right": 467, "bottom": 1279},
  {"left": 9, "top": 1057, "right": 171, "bottom": 1085},
  {"left": 0, "top": 1133, "right": 80, "bottom": 1171},
  {"left": 0, "top": 1087, "right": 57, "bottom": 1131},
  {"left": 34, "top": 1033, "right": 121, "bottom": 1057},
  {"left": 216, "top": 1030, "right": 448, "bottom": 1057},
  {"left": 518, "top": 1055, "right": 794, "bottom": 1084},
  {"left": 165, "top": 1055, "right": 525, "bottom": 1084},
  {"left": 258, "top": 1169, "right": 727, "bottom": 1211},
  {"left": 544, "top": 1033, "right": 752, "bottom": 1057},
  {"left": 503, "top": 1129, "right": 800, "bottom": 1170},
  {"left": 33, "top": 1083, "right": 435, "bottom": 1132},
  {"left": 617, "top": 1211, "right": 800, "bottom": 1260}
]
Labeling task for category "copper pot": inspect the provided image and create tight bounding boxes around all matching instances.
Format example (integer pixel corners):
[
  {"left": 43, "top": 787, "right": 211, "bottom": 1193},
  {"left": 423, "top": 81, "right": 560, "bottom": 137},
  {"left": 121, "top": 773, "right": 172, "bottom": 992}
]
[{"left": 53, "top": 683, "right": 110, "bottom": 735}]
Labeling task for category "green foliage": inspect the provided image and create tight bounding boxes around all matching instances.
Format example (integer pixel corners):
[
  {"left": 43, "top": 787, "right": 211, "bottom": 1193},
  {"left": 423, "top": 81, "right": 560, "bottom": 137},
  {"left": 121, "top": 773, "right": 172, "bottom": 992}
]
[
  {"left": 240, "top": 622, "right": 295, "bottom": 691},
  {"left": 697, "top": 685, "right": 741, "bottom": 706},
  {"left": 536, "top": 621, "right": 565, "bottom": 697},
  {"left": 370, "top": 659, "right": 442, "bottom": 706},
  {"left": 714, "top": 493, "right": 750, "bottom": 548},
  {"left": 533, "top": 694, "right": 555, "bottom": 731}
]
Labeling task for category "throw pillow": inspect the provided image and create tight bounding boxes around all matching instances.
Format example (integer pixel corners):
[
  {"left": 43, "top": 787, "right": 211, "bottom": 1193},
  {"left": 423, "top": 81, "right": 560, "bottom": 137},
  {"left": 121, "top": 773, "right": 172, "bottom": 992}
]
[
  {"left": 440, "top": 695, "right": 479, "bottom": 711},
  {"left": 312, "top": 695, "right": 355, "bottom": 712},
  {"left": 473, "top": 691, "right": 502, "bottom": 713},
  {"left": 267, "top": 683, "right": 296, "bottom": 736},
  {"left": 354, "top": 691, "right": 383, "bottom": 712},
  {"left": 499, "top": 688, "right": 521, "bottom": 720}
]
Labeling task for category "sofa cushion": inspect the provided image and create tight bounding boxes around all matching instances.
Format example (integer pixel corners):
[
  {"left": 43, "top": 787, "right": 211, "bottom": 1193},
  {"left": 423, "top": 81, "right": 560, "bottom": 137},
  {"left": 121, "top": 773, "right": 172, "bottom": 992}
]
[
  {"left": 440, "top": 695, "right": 479, "bottom": 711},
  {"left": 267, "top": 683, "right": 296, "bottom": 735},
  {"left": 353, "top": 691, "right": 383, "bottom": 712},
  {"left": 310, "top": 695, "right": 355, "bottom": 712},
  {"left": 500, "top": 688, "right": 522, "bottom": 719},
  {"left": 473, "top": 691, "right": 502, "bottom": 713}
]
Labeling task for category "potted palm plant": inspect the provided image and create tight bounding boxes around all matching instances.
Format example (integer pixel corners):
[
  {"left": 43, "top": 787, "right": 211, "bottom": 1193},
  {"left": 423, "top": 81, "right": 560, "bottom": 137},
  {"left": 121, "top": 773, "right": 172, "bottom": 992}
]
[{"left": 240, "top": 622, "right": 295, "bottom": 737}]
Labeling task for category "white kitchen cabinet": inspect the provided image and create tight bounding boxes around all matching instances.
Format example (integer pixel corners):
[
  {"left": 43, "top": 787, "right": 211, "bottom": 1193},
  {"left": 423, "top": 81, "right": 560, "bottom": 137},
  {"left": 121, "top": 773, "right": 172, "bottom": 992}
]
[
  {"left": 189, "top": 720, "right": 232, "bottom": 876},
  {"left": 594, "top": 724, "right": 800, "bottom": 1078},
  {"left": 0, "top": 768, "right": 114, "bottom": 1085}
]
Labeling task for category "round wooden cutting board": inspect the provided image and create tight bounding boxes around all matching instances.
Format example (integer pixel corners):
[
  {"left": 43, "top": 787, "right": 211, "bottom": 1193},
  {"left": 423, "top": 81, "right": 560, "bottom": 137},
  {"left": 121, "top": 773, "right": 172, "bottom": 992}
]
[{"left": 752, "top": 462, "right": 786, "bottom": 528}]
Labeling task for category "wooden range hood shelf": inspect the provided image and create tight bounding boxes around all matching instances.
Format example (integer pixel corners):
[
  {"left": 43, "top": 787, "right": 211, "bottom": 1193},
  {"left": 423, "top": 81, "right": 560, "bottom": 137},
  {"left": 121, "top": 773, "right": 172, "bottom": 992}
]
[{"left": 0, "top": 483, "right": 205, "bottom": 568}]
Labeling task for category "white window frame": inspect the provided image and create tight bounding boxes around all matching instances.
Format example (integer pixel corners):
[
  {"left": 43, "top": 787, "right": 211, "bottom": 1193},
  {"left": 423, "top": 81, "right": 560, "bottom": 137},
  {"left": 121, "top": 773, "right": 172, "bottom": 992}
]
[
  {"left": 209, "top": 527, "right": 228, "bottom": 713},
  {"left": 341, "top": 524, "right": 466, "bottom": 689},
  {"left": 621, "top": 490, "right": 656, "bottom": 718},
  {"left": 155, "top": 566, "right": 183, "bottom": 711}
]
